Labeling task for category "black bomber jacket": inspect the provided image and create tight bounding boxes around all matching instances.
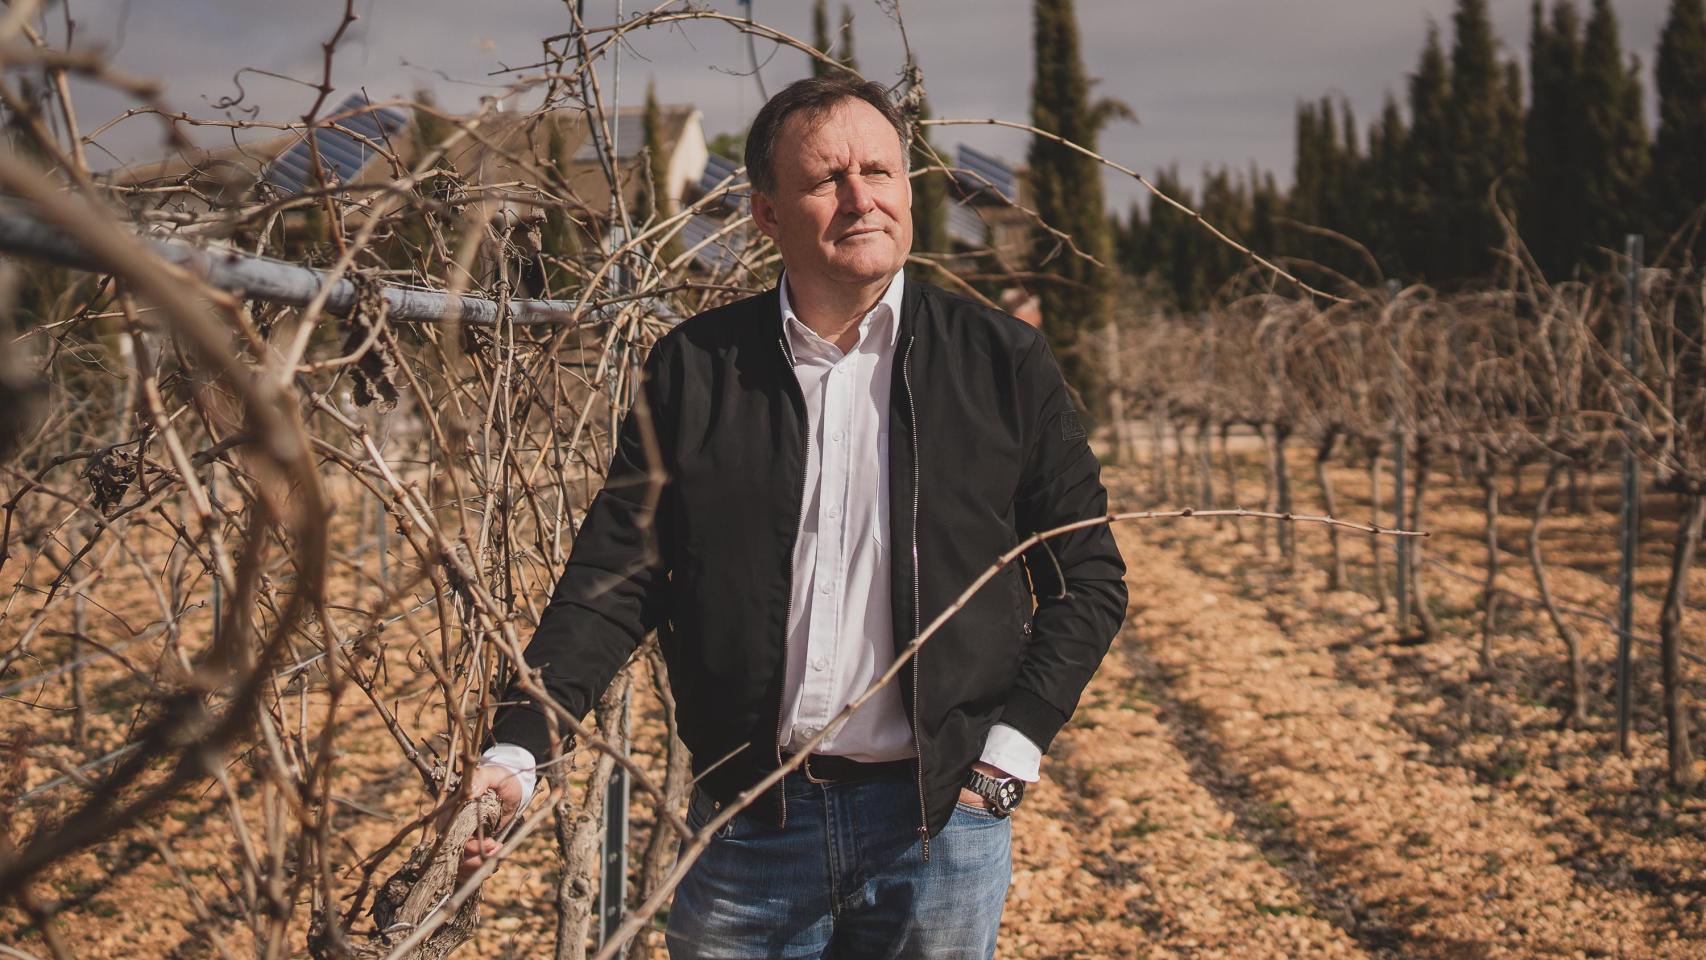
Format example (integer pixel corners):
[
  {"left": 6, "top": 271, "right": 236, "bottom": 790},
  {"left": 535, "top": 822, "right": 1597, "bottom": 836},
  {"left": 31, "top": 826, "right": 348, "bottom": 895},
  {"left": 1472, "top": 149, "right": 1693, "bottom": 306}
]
[{"left": 488, "top": 275, "right": 1128, "bottom": 848}]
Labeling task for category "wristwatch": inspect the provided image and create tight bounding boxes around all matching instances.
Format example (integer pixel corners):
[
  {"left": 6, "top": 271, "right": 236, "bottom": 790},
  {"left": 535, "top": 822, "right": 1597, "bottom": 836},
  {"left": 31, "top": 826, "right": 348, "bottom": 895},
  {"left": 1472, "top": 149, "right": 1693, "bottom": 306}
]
[{"left": 963, "top": 769, "right": 1025, "bottom": 818}]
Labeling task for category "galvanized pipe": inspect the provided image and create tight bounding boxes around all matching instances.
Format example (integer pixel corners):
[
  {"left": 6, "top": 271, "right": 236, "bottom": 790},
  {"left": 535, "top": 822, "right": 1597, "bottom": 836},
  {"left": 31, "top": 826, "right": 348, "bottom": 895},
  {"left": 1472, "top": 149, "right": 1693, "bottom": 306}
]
[
  {"left": 1616, "top": 234, "right": 1643, "bottom": 755},
  {"left": 0, "top": 200, "right": 593, "bottom": 325}
]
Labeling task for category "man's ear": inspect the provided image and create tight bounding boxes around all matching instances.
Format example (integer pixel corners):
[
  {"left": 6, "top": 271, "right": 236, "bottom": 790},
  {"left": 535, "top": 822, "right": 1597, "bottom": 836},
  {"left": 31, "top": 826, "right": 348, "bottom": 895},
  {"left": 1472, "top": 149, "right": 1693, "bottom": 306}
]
[{"left": 751, "top": 191, "right": 779, "bottom": 240}]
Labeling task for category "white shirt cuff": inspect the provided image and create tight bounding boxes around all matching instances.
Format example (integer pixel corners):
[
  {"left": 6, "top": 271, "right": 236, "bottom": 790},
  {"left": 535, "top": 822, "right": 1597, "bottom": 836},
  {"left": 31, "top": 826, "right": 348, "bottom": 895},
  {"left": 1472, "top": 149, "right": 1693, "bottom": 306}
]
[
  {"left": 978, "top": 723, "right": 1042, "bottom": 782},
  {"left": 480, "top": 742, "right": 539, "bottom": 811}
]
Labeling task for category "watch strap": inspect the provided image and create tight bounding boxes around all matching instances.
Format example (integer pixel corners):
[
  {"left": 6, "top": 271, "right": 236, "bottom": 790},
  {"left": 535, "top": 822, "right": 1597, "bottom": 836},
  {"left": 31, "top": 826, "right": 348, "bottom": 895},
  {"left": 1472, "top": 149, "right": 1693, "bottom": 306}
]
[{"left": 964, "top": 769, "right": 1024, "bottom": 817}]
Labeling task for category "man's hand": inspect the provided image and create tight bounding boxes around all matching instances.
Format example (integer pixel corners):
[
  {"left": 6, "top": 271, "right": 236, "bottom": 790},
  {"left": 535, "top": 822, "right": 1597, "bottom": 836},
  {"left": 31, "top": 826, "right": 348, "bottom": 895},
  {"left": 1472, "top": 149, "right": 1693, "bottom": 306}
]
[
  {"left": 456, "top": 763, "right": 526, "bottom": 885},
  {"left": 958, "top": 761, "right": 1012, "bottom": 809}
]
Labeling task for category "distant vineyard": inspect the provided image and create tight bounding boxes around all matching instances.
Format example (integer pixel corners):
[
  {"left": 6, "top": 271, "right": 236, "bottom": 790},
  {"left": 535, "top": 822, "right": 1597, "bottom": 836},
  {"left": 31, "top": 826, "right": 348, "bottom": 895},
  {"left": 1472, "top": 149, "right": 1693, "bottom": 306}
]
[{"left": 1108, "top": 250, "right": 1706, "bottom": 787}]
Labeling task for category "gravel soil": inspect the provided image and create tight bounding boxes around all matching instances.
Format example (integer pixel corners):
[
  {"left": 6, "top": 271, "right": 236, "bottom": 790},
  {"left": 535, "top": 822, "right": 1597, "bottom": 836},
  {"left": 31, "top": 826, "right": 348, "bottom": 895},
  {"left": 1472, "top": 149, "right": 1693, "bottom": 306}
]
[
  {"left": 5, "top": 458, "right": 1703, "bottom": 958},
  {"left": 1024, "top": 461, "right": 1706, "bottom": 959}
]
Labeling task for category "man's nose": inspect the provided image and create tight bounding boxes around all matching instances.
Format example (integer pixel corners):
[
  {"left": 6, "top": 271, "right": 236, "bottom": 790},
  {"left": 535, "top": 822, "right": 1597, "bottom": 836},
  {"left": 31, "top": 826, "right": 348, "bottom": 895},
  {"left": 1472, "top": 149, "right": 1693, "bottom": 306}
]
[{"left": 839, "top": 175, "right": 877, "bottom": 215}]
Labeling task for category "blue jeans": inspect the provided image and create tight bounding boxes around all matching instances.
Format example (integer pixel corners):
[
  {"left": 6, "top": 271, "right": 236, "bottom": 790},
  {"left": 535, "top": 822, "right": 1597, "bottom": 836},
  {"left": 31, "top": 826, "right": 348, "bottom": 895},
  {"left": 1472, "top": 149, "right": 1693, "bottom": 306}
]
[{"left": 665, "top": 770, "right": 1012, "bottom": 959}]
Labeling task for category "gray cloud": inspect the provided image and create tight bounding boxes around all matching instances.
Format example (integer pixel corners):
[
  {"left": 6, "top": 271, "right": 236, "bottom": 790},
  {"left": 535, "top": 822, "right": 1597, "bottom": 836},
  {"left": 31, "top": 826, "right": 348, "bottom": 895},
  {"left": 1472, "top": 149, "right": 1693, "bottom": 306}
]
[{"left": 62, "top": 0, "right": 1673, "bottom": 210}]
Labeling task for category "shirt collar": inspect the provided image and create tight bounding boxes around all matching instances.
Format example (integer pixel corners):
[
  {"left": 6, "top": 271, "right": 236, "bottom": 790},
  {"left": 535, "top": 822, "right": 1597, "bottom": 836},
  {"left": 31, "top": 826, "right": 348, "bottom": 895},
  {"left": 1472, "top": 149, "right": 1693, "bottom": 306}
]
[{"left": 779, "top": 269, "right": 904, "bottom": 356}]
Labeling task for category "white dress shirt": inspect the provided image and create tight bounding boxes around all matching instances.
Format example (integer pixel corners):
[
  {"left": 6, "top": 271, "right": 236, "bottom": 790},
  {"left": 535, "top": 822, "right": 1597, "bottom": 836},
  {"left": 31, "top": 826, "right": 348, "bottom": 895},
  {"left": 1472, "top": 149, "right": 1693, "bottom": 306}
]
[{"left": 482, "top": 270, "right": 1041, "bottom": 809}]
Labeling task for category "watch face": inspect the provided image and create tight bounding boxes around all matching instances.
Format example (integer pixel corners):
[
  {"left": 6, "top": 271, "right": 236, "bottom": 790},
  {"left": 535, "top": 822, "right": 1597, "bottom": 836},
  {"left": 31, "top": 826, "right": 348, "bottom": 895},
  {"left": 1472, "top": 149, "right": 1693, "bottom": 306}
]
[{"left": 994, "top": 778, "right": 1024, "bottom": 814}]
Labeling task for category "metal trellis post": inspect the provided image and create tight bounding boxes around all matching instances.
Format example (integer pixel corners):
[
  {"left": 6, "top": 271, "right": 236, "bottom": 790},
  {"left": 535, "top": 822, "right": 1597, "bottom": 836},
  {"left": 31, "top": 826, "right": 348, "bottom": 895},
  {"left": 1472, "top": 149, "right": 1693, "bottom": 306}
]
[
  {"left": 597, "top": 226, "right": 631, "bottom": 952},
  {"left": 1615, "top": 234, "right": 1643, "bottom": 755},
  {"left": 209, "top": 461, "right": 220, "bottom": 638},
  {"left": 1388, "top": 280, "right": 1410, "bottom": 632}
]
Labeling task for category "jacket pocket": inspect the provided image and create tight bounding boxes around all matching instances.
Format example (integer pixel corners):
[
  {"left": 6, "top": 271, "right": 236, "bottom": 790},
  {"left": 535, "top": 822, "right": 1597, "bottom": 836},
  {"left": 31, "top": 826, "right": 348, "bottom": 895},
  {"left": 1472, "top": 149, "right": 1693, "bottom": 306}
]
[{"left": 1009, "top": 566, "right": 1033, "bottom": 637}]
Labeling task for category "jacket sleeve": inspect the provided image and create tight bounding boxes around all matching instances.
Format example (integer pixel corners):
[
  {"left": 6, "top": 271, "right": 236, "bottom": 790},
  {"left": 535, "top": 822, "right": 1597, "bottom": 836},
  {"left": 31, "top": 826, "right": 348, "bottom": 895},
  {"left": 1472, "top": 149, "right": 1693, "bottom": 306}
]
[
  {"left": 999, "top": 334, "right": 1129, "bottom": 755},
  {"left": 485, "top": 333, "right": 679, "bottom": 763}
]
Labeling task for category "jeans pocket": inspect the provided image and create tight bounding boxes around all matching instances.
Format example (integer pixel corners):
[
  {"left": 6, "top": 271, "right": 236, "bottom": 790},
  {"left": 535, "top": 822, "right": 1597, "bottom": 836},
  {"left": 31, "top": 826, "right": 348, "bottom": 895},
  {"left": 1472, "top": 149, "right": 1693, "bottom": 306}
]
[
  {"left": 687, "top": 787, "right": 736, "bottom": 839},
  {"left": 954, "top": 799, "right": 1003, "bottom": 821}
]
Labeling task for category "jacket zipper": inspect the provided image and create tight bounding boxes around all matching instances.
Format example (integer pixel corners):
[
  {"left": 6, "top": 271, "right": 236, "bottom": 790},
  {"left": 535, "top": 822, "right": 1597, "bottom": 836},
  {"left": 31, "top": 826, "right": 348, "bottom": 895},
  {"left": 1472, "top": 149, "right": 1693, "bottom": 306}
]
[
  {"left": 774, "top": 333, "right": 807, "bottom": 829},
  {"left": 901, "top": 335, "right": 930, "bottom": 862}
]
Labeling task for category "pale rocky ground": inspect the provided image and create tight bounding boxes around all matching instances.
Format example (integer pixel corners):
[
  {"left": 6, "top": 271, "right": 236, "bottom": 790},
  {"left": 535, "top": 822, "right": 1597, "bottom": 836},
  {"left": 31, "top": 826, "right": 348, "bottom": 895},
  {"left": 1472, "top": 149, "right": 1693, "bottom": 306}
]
[
  {"left": 996, "top": 462, "right": 1703, "bottom": 958},
  {"left": 5, "top": 458, "right": 1703, "bottom": 958}
]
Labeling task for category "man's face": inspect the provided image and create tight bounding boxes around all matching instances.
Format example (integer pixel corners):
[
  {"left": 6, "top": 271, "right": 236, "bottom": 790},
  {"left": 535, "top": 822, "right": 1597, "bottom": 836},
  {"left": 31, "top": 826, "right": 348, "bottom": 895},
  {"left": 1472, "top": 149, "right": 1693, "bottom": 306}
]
[{"left": 751, "top": 98, "right": 913, "bottom": 291}]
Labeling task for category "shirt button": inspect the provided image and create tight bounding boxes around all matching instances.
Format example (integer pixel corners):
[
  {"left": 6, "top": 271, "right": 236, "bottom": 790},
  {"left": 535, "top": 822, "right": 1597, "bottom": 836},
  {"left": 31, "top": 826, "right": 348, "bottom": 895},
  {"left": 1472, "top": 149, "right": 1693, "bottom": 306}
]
[
  {"left": 812, "top": 656, "right": 828, "bottom": 671},
  {"left": 827, "top": 505, "right": 840, "bottom": 518},
  {"left": 832, "top": 430, "right": 844, "bottom": 442},
  {"left": 819, "top": 581, "right": 832, "bottom": 594}
]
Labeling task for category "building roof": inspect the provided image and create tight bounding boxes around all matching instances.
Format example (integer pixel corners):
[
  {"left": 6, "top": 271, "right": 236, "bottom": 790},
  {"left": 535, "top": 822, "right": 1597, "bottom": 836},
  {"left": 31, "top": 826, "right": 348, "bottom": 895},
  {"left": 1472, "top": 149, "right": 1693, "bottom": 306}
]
[{"left": 101, "top": 100, "right": 704, "bottom": 222}]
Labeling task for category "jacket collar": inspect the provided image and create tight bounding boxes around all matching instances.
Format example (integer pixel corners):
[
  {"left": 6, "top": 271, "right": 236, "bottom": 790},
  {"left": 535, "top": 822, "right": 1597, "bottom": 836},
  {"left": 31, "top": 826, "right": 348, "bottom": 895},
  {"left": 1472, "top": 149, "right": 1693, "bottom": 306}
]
[
  {"left": 778, "top": 269, "right": 904, "bottom": 355},
  {"left": 766, "top": 269, "right": 926, "bottom": 349}
]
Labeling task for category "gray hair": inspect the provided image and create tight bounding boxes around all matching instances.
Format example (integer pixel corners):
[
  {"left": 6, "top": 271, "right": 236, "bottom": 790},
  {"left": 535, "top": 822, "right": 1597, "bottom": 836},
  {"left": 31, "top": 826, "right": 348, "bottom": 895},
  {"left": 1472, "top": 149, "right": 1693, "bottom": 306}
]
[{"left": 743, "top": 75, "right": 911, "bottom": 196}]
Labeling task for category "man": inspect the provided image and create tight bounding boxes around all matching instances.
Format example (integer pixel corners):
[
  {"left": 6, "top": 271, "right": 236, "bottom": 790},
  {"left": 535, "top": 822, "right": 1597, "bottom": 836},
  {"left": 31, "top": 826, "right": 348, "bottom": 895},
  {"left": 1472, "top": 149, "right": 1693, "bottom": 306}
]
[{"left": 460, "top": 75, "right": 1127, "bottom": 958}]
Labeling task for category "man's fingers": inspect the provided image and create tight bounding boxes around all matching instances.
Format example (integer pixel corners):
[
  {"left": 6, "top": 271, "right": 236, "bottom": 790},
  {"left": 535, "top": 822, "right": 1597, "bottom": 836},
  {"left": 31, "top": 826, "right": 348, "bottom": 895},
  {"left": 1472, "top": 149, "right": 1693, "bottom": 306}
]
[
  {"left": 466, "top": 765, "right": 525, "bottom": 826},
  {"left": 457, "top": 838, "right": 501, "bottom": 883}
]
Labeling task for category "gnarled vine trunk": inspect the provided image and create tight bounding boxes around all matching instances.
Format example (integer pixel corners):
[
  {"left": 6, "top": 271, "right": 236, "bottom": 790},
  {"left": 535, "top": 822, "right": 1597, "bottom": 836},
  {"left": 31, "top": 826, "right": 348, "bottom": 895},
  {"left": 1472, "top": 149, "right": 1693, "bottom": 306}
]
[
  {"left": 1477, "top": 450, "right": 1501, "bottom": 668},
  {"left": 1365, "top": 438, "right": 1387, "bottom": 613},
  {"left": 1529, "top": 460, "right": 1587, "bottom": 726},
  {"left": 1409, "top": 435, "right": 1439, "bottom": 641},
  {"left": 1220, "top": 422, "right": 1242, "bottom": 541},
  {"left": 1659, "top": 492, "right": 1703, "bottom": 789},
  {"left": 554, "top": 671, "right": 633, "bottom": 960},
  {"left": 1272, "top": 421, "right": 1295, "bottom": 570},
  {"left": 1314, "top": 426, "right": 1346, "bottom": 590}
]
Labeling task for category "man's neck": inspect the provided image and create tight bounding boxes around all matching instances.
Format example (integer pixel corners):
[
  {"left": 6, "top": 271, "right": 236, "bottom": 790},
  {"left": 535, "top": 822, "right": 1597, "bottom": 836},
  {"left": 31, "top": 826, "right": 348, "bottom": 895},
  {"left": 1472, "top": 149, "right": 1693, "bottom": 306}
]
[{"left": 784, "top": 272, "right": 895, "bottom": 354}]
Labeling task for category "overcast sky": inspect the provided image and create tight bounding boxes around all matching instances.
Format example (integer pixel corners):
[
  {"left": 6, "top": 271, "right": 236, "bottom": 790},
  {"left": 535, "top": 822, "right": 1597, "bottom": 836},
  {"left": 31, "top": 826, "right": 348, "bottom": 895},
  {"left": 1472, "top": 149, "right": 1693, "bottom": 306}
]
[{"left": 60, "top": 0, "right": 1674, "bottom": 211}]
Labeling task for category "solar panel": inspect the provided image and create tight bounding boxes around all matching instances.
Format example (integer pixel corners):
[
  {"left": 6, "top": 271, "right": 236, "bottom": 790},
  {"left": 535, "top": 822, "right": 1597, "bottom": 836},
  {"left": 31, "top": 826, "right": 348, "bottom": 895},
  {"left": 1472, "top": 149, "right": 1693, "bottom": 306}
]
[
  {"left": 699, "top": 152, "right": 745, "bottom": 194},
  {"left": 681, "top": 213, "right": 747, "bottom": 270},
  {"left": 953, "top": 144, "right": 1018, "bottom": 203},
  {"left": 947, "top": 202, "right": 990, "bottom": 248},
  {"left": 263, "top": 93, "right": 410, "bottom": 195}
]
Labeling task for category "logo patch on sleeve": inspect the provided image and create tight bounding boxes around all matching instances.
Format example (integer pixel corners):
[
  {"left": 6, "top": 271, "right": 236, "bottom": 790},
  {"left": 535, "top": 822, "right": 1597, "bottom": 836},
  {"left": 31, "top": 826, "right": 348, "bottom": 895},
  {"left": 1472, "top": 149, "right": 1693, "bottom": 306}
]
[{"left": 1060, "top": 410, "right": 1086, "bottom": 442}]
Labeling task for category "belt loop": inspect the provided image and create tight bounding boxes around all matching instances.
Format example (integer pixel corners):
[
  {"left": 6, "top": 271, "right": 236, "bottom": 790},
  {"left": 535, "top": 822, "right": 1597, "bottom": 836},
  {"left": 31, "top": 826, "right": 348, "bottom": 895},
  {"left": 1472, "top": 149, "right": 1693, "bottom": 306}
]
[{"left": 802, "top": 754, "right": 830, "bottom": 784}]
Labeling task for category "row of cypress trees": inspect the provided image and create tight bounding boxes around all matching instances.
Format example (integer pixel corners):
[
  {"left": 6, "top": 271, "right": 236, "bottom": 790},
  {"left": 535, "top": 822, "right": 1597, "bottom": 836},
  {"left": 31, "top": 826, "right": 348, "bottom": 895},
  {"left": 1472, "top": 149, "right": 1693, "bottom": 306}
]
[{"left": 1098, "top": 0, "right": 1706, "bottom": 315}]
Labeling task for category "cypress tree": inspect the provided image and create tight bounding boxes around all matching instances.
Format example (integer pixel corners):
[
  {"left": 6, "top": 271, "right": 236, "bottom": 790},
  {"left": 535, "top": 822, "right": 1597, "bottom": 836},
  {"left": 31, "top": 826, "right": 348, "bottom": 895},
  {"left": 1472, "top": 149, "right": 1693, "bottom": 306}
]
[
  {"left": 1290, "top": 99, "right": 1324, "bottom": 242},
  {"left": 1200, "top": 167, "right": 1234, "bottom": 293},
  {"left": 1498, "top": 58, "right": 1528, "bottom": 235},
  {"left": 1650, "top": 0, "right": 1706, "bottom": 259},
  {"left": 1525, "top": 1, "right": 1589, "bottom": 278},
  {"left": 811, "top": 0, "right": 833, "bottom": 78},
  {"left": 1444, "top": 0, "right": 1520, "bottom": 280},
  {"left": 1200, "top": 166, "right": 1257, "bottom": 295},
  {"left": 1329, "top": 97, "right": 1375, "bottom": 284},
  {"left": 909, "top": 97, "right": 948, "bottom": 255},
  {"left": 1114, "top": 200, "right": 1147, "bottom": 277},
  {"left": 839, "top": 5, "right": 859, "bottom": 74},
  {"left": 1289, "top": 94, "right": 1374, "bottom": 287},
  {"left": 1029, "top": 0, "right": 1126, "bottom": 406},
  {"left": 638, "top": 79, "right": 669, "bottom": 223},
  {"left": 410, "top": 88, "right": 455, "bottom": 160},
  {"left": 1580, "top": 0, "right": 1649, "bottom": 266},
  {"left": 1146, "top": 166, "right": 1203, "bottom": 312},
  {"left": 1338, "top": 98, "right": 1371, "bottom": 261},
  {"left": 1249, "top": 166, "right": 1284, "bottom": 273},
  {"left": 1315, "top": 97, "right": 1343, "bottom": 243},
  {"left": 1403, "top": 25, "right": 1454, "bottom": 281},
  {"left": 1297, "top": 97, "right": 1336, "bottom": 277},
  {"left": 1367, "top": 93, "right": 1410, "bottom": 277}
]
